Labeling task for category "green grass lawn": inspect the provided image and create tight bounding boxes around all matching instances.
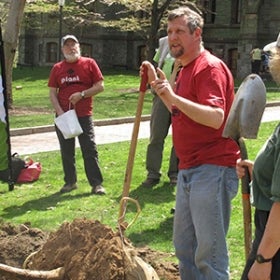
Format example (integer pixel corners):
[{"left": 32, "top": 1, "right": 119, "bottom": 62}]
[
  {"left": 1, "top": 66, "right": 280, "bottom": 278},
  {"left": 8, "top": 66, "right": 280, "bottom": 129},
  {"left": 1, "top": 119, "right": 279, "bottom": 279},
  {"left": 9, "top": 67, "right": 154, "bottom": 128}
]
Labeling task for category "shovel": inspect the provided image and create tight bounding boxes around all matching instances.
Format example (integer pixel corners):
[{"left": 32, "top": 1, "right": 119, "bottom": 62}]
[
  {"left": 118, "top": 66, "right": 148, "bottom": 224},
  {"left": 223, "top": 74, "right": 266, "bottom": 260}
]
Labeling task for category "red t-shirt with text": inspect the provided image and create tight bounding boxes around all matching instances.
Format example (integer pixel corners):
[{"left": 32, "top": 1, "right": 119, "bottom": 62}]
[{"left": 48, "top": 57, "right": 103, "bottom": 117}]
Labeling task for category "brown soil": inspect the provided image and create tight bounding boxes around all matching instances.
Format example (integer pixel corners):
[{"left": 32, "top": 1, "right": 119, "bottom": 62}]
[{"left": 0, "top": 218, "right": 179, "bottom": 280}]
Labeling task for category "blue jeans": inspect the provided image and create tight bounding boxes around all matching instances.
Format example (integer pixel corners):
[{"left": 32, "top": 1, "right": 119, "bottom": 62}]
[
  {"left": 173, "top": 164, "right": 238, "bottom": 280},
  {"left": 55, "top": 115, "right": 103, "bottom": 188}
]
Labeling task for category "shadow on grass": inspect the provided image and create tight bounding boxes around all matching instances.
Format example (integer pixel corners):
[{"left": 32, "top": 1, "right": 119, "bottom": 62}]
[
  {"left": 128, "top": 215, "right": 174, "bottom": 247},
  {"left": 118, "top": 182, "right": 176, "bottom": 210},
  {"left": 1, "top": 191, "right": 92, "bottom": 220}
]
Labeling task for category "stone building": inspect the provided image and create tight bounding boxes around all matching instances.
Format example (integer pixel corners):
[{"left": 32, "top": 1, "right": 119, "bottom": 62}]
[{"left": 18, "top": 0, "right": 280, "bottom": 79}]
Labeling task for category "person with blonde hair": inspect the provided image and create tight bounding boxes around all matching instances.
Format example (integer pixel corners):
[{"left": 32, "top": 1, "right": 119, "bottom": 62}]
[{"left": 236, "top": 32, "right": 280, "bottom": 280}]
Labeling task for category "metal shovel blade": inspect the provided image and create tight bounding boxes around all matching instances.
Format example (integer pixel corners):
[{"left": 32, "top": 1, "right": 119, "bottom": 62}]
[
  {"left": 222, "top": 74, "right": 266, "bottom": 260},
  {"left": 222, "top": 74, "right": 266, "bottom": 141}
]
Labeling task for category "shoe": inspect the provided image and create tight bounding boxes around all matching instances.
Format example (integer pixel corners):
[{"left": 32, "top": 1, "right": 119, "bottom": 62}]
[
  {"left": 60, "top": 183, "right": 77, "bottom": 193},
  {"left": 169, "top": 177, "right": 177, "bottom": 187},
  {"left": 141, "top": 178, "right": 160, "bottom": 188},
  {"left": 92, "top": 185, "right": 106, "bottom": 195}
]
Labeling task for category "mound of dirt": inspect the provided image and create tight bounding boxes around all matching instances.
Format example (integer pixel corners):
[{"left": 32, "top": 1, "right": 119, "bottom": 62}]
[{"left": 0, "top": 219, "right": 179, "bottom": 280}]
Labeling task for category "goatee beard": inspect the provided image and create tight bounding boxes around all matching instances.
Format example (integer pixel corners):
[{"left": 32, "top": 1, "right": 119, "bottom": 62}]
[{"left": 171, "top": 48, "right": 184, "bottom": 59}]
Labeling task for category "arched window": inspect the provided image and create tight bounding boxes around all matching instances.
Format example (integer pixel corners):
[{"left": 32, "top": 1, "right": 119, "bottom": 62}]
[
  {"left": 231, "top": 0, "right": 241, "bottom": 24},
  {"left": 228, "top": 48, "right": 238, "bottom": 77},
  {"left": 80, "top": 43, "right": 92, "bottom": 57},
  {"left": 203, "top": 0, "right": 216, "bottom": 24},
  {"left": 46, "top": 42, "right": 58, "bottom": 63}
]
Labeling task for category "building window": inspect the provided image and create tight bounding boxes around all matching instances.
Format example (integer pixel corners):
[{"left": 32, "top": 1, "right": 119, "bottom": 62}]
[
  {"left": 228, "top": 48, "right": 238, "bottom": 77},
  {"left": 46, "top": 42, "right": 58, "bottom": 63},
  {"left": 39, "top": 44, "right": 43, "bottom": 63},
  {"left": 231, "top": 0, "right": 241, "bottom": 24},
  {"left": 203, "top": 0, "right": 216, "bottom": 24},
  {"left": 80, "top": 43, "right": 92, "bottom": 57}
]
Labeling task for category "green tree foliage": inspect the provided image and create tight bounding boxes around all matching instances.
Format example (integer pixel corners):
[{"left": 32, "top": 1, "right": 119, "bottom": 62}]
[{"left": 24, "top": 0, "right": 201, "bottom": 60}]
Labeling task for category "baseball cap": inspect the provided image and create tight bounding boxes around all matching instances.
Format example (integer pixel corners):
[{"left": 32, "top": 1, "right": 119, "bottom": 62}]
[
  {"left": 263, "top": 32, "right": 280, "bottom": 52},
  {"left": 61, "top": 35, "right": 79, "bottom": 47}
]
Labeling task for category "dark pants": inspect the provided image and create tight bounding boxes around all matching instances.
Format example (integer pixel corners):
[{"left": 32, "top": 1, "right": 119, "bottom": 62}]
[
  {"left": 146, "top": 95, "right": 178, "bottom": 180},
  {"left": 251, "top": 60, "right": 261, "bottom": 74},
  {"left": 55, "top": 115, "right": 103, "bottom": 188},
  {"left": 241, "top": 209, "right": 280, "bottom": 280}
]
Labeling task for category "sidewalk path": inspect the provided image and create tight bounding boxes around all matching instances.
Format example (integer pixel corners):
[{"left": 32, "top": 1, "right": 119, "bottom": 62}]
[
  {"left": 10, "top": 121, "right": 152, "bottom": 155},
  {"left": 10, "top": 105, "right": 280, "bottom": 156}
]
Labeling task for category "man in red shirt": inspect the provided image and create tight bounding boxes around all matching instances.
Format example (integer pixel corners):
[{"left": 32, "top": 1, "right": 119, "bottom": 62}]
[
  {"left": 141, "top": 6, "right": 240, "bottom": 280},
  {"left": 48, "top": 35, "right": 105, "bottom": 195}
]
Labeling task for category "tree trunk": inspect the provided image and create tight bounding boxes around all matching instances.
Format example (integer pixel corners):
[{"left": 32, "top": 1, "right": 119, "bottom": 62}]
[
  {"left": 146, "top": 0, "right": 173, "bottom": 62},
  {"left": 3, "top": 0, "right": 26, "bottom": 108}
]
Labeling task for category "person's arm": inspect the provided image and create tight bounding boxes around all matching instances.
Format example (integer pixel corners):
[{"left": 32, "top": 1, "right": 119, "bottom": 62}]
[
  {"left": 69, "top": 80, "right": 104, "bottom": 106},
  {"left": 171, "top": 94, "right": 224, "bottom": 129},
  {"left": 141, "top": 60, "right": 224, "bottom": 129},
  {"left": 49, "top": 87, "right": 64, "bottom": 116},
  {"left": 151, "top": 67, "right": 224, "bottom": 129},
  {"left": 140, "top": 61, "right": 173, "bottom": 111},
  {"left": 248, "top": 202, "right": 280, "bottom": 280}
]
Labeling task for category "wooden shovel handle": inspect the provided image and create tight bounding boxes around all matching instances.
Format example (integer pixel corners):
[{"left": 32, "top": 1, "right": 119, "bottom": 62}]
[
  {"left": 238, "top": 137, "right": 252, "bottom": 261},
  {"left": 139, "top": 65, "right": 148, "bottom": 92},
  {"left": 0, "top": 263, "right": 64, "bottom": 279},
  {"left": 119, "top": 66, "right": 148, "bottom": 223}
]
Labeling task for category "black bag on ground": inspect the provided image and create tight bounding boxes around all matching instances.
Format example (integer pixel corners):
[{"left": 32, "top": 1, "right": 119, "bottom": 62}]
[{"left": 0, "top": 153, "right": 26, "bottom": 183}]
